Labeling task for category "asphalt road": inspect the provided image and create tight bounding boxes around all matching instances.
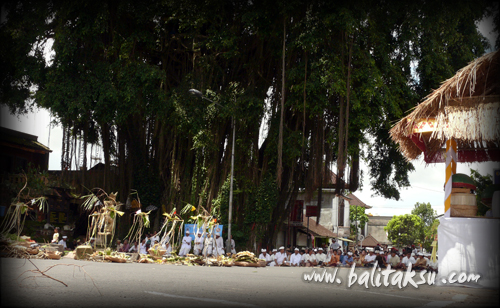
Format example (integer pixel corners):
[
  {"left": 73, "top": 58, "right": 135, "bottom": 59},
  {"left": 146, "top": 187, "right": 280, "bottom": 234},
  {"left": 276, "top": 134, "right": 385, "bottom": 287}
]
[{"left": 1, "top": 257, "right": 498, "bottom": 308}]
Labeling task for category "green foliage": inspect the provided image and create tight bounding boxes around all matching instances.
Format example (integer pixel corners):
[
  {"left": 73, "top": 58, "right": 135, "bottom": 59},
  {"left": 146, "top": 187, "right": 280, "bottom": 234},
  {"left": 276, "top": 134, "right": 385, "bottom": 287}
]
[
  {"left": 411, "top": 202, "right": 438, "bottom": 250},
  {"left": 411, "top": 202, "right": 437, "bottom": 227},
  {"left": 211, "top": 176, "right": 237, "bottom": 225},
  {"left": 470, "top": 168, "right": 494, "bottom": 216},
  {"left": 1, "top": 0, "right": 494, "bottom": 248},
  {"left": 2, "top": 164, "right": 52, "bottom": 200},
  {"left": 385, "top": 214, "right": 424, "bottom": 248},
  {"left": 349, "top": 205, "right": 369, "bottom": 232}
]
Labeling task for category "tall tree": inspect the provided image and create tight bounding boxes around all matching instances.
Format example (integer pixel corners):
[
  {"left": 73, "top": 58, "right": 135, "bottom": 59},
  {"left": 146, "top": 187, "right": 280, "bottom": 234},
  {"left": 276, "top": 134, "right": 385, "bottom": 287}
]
[
  {"left": 0, "top": 0, "right": 495, "bottom": 247},
  {"left": 411, "top": 202, "right": 437, "bottom": 227},
  {"left": 385, "top": 214, "right": 424, "bottom": 248}
]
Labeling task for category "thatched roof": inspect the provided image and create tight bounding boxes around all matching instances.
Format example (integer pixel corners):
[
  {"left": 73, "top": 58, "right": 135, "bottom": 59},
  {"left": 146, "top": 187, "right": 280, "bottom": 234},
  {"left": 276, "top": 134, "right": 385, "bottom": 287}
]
[{"left": 390, "top": 50, "right": 500, "bottom": 163}]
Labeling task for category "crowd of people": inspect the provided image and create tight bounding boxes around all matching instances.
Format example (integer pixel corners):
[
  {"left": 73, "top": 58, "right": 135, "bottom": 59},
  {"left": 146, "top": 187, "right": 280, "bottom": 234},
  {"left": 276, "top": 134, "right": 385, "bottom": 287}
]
[
  {"left": 113, "top": 230, "right": 236, "bottom": 257},
  {"left": 51, "top": 227, "right": 437, "bottom": 272},
  {"left": 257, "top": 245, "right": 438, "bottom": 272}
]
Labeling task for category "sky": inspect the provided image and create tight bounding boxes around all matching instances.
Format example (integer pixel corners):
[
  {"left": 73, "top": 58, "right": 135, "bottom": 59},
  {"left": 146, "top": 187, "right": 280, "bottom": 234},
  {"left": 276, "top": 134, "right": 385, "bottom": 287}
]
[{"left": 1, "top": 14, "right": 498, "bottom": 218}]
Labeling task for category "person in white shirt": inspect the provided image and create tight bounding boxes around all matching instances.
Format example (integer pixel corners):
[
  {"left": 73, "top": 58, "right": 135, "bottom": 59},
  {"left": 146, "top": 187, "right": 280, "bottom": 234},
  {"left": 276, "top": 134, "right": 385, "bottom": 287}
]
[
  {"left": 58, "top": 236, "right": 68, "bottom": 250},
  {"left": 193, "top": 233, "right": 204, "bottom": 255},
  {"left": 330, "top": 238, "right": 340, "bottom": 250},
  {"left": 203, "top": 233, "right": 213, "bottom": 257},
  {"left": 179, "top": 231, "right": 192, "bottom": 256},
  {"left": 275, "top": 246, "right": 289, "bottom": 266},
  {"left": 150, "top": 231, "right": 160, "bottom": 246},
  {"left": 259, "top": 249, "right": 273, "bottom": 266},
  {"left": 163, "top": 242, "right": 173, "bottom": 256},
  {"left": 128, "top": 241, "right": 138, "bottom": 253},
  {"left": 213, "top": 233, "right": 224, "bottom": 257},
  {"left": 269, "top": 249, "right": 277, "bottom": 266},
  {"left": 363, "top": 249, "right": 377, "bottom": 267},
  {"left": 51, "top": 227, "right": 60, "bottom": 244},
  {"left": 427, "top": 255, "right": 438, "bottom": 272},
  {"left": 290, "top": 248, "right": 302, "bottom": 266},
  {"left": 304, "top": 249, "right": 317, "bottom": 267},
  {"left": 139, "top": 239, "right": 148, "bottom": 254},
  {"left": 315, "top": 247, "right": 327, "bottom": 266},
  {"left": 88, "top": 237, "right": 96, "bottom": 249},
  {"left": 401, "top": 252, "right": 416, "bottom": 270},
  {"left": 300, "top": 249, "right": 308, "bottom": 266},
  {"left": 230, "top": 235, "right": 236, "bottom": 254}
]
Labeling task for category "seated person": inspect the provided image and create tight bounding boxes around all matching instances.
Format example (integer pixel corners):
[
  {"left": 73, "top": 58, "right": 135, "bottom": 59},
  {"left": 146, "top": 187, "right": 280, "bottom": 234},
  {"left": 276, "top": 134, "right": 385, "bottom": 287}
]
[
  {"left": 128, "top": 241, "right": 138, "bottom": 253},
  {"left": 304, "top": 249, "right": 317, "bottom": 267},
  {"left": 120, "top": 240, "right": 130, "bottom": 252},
  {"left": 375, "top": 250, "right": 387, "bottom": 268},
  {"left": 315, "top": 248, "right": 327, "bottom": 266},
  {"left": 355, "top": 250, "right": 366, "bottom": 267},
  {"left": 401, "top": 252, "right": 416, "bottom": 270},
  {"left": 388, "top": 251, "right": 403, "bottom": 269},
  {"left": 275, "top": 247, "right": 289, "bottom": 266},
  {"left": 300, "top": 249, "right": 308, "bottom": 266},
  {"left": 58, "top": 236, "right": 68, "bottom": 250},
  {"left": 363, "top": 249, "right": 377, "bottom": 267},
  {"left": 259, "top": 249, "right": 273, "bottom": 266},
  {"left": 413, "top": 253, "right": 428, "bottom": 270},
  {"left": 115, "top": 239, "right": 123, "bottom": 252},
  {"left": 427, "top": 255, "right": 438, "bottom": 273},
  {"left": 326, "top": 249, "right": 341, "bottom": 267},
  {"left": 343, "top": 252, "right": 355, "bottom": 267},
  {"left": 163, "top": 242, "right": 173, "bottom": 256},
  {"left": 290, "top": 248, "right": 302, "bottom": 267}
]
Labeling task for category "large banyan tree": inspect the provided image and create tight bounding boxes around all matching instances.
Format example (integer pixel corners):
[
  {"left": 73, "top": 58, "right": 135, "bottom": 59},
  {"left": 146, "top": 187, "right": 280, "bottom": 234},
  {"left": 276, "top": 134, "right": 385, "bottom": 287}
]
[{"left": 0, "top": 0, "right": 495, "bottom": 248}]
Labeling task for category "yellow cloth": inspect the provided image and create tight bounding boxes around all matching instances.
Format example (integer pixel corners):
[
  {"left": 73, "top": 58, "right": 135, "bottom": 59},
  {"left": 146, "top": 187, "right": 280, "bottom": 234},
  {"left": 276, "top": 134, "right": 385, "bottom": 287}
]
[{"left": 431, "top": 240, "right": 437, "bottom": 263}]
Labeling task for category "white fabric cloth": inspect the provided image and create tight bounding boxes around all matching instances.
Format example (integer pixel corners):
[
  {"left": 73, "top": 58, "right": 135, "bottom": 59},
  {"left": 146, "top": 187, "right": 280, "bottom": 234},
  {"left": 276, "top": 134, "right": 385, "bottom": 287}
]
[
  {"left": 290, "top": 253, "right": 302, "bottom": 266},
  {"left": 128, "top": 244, "right": 136, "bottom": 253},
  {"left": 437, "top": 217, "right": 500, "bottom": 288},
  {"left": 194, "top": 235, "right": 204, "bottom": 255},
  {"left": 179, "top": 235, "right": 192, "bottom": 256}
]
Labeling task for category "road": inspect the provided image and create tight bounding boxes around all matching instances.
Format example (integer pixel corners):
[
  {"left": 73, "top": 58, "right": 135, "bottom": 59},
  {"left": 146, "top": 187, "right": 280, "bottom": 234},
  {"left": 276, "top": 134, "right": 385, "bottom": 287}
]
[{"left": 1, "top": 257, "right": 498, "bottom": 307}]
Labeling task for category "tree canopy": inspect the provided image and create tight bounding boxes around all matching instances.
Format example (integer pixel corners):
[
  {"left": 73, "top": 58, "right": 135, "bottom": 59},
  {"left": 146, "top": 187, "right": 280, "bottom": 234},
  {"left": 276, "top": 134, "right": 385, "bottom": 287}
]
[
  {"left": 1, "top": 0, "right": 495, "bottom": 248},
  {"left": 411, "top": 202, "right": 437, "bottom": 227},
  {"left": 385, "top": 214, "right": 424, "bottom": 248}
]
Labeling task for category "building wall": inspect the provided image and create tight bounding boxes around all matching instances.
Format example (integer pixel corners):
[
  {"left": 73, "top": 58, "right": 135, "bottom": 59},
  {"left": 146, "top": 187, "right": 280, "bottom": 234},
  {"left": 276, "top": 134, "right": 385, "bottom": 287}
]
[
  {"left": 366, "top": 216, "right": 393, "bottom": 245},
  {"left": 297, "top": 189, "right": 351, "bottom": 234}
]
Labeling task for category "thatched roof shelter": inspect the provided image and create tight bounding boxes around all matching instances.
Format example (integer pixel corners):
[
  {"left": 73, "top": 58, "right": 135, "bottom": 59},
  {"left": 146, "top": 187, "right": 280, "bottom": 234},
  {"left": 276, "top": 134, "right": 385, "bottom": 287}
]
[{"left": 390, "top": 50, "right": 500, "bottom": 163}]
